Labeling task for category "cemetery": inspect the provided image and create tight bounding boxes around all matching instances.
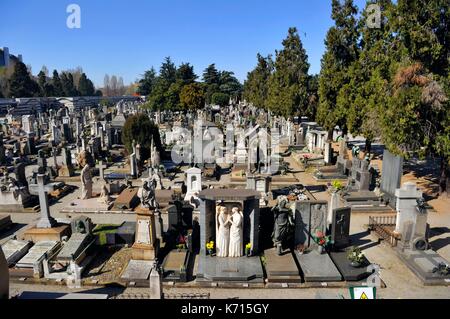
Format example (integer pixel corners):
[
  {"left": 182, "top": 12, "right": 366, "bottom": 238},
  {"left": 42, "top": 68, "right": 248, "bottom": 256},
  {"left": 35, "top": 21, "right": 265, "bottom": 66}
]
[
  {"left": 0, "top": 96, "right": 448, "bottom": 301},
  {"left": 1, "top": 0, "right": 449, "bottom": 302}
]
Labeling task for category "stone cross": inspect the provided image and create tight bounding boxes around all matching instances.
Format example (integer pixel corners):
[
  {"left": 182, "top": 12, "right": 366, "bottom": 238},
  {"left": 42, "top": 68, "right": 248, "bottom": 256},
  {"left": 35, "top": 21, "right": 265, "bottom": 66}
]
[
  {"left": 97, "top": 160, "right": 107, "bottom": 181},
  {"left": 35, "top": 174, "right": 57, "bottom": 229}
]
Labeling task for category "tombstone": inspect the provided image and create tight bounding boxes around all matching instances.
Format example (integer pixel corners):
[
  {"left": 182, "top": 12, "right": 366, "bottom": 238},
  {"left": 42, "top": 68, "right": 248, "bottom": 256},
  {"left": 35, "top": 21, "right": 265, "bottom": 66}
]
[
  {"left": 26, "top": 133, "right": 36, "bottom": 155},
  {"left": 395, "top": 182, "right": 428, "bottom": 251},
  {"left": 56, "top": 216, "right": 94, "bottom": 265},
  {"left": 324, "top": 141, "right": 333, "bottom": 164},
  {"left": 196, "top": 189, "right": 263, "bottom": 282},
  {"left": 58, "top": 146, "right": 74, "bottom": 177},
  {"left": 327, "top": 191, "right": 340, "bottom": 226},
  {"left": 184, "top": 167, "right": 202, "bottom": 203},
  {"left": 34, "top": 174, "right": 57, "bottom": 228},
  {"left": 380, "top": 149, "right": 403, "bottom": 209},
  {"left": 14, "top": 162, "right": 28, "bottom": 187},
  {"left": 132, "top": 205, "right": 159, "bottom": 261},
  {"left": 149, "top": 264, "right": 163, "bottom": 299},
  {"left": 294, "top": 201, "right": 342, "bottom": 282},
  {"left": 0, "top": 246, "right": 9, "bottom": 299},
  {"left": 130, "top": 152, "right": 137, "bottom": 178},
  {"left": 96, "top": 161, "right": 107, "bottom": 181},
  {"left": 330, "top": 207, "right": 351, "bottom": 250}
]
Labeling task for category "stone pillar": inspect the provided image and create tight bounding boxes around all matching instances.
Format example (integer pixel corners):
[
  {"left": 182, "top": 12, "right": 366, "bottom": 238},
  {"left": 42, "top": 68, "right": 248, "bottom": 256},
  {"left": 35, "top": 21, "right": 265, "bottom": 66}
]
[
  {"left": 324, "top": 141, "right": 333, "bottom": 165},
  {"left": 0, "top": 246, "right": 8, "bottom": 299},
  {"left": 149, "top": 266, "right": 163, "bottom": 299},
  {"left": 394, "top": 182, "right": 422, "bottom": 234},
  {"left": 328, "top": 191, "right": 340, "bottom": 226}
]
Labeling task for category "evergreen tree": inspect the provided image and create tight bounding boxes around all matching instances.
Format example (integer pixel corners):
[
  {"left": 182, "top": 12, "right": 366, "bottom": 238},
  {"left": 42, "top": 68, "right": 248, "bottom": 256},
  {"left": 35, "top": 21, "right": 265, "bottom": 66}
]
[
  {"left": 78, "top": 73, "right": 95, "bottom": 96},
  {"left": 52, "top": 70, "right": 64, "bottom": 96},
  {"left": 180, "top": 82, "right": 205, "bottom": 111},
  {"left": 176, "top": 63, "right": 197, "bottom": 84},
  {"left": 159, "top": 57, "right": 177, "bottom": 84},
  {"left": 243, "top": 54, "right": 273, "bottom": 110},
  {"left": 202, "top": 64, "right": 220, "bottom": 85},
  {"left": 137, "top": 68, "right": 157, "bottom": 96},
  {"left": 317, "top": 0, "right": 360, "bottom": 136},
  {"left": 8, "top": 62, "right": 40, "bottom": 98},
  {"left": 267, "top": 27, "right": 310, "bottom": 117}
]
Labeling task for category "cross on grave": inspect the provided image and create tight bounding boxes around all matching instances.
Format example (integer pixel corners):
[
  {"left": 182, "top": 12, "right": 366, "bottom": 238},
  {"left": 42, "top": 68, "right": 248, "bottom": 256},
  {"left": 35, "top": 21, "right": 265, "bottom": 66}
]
[
  {"left": 337, "top": 214, "right": 346, "bottom": 236},
  {"left": 97, "top": 160, "right": 107, "bottom": 181},
  {"left": 52, "top": 146, "right": 58, "bottom": 171},
  {"left": 29, "top": 174, "right": 57, "bottom": 229}
]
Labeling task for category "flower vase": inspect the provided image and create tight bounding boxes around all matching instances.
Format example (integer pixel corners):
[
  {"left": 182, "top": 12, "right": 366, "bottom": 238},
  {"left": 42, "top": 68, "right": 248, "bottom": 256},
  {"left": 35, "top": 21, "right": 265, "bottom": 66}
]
[{"left": 317, "top": 245, "right": 324, "bottom": 254}]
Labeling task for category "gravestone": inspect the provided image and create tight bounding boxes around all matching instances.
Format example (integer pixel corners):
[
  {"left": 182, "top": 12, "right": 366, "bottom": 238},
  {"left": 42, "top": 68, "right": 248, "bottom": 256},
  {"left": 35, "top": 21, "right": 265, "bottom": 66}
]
[
  {"left": 35, "top": 174, "right": 57, "bottom": 228},
  {"left": 114, "top": 188, "right": 140, "bottom": 210},
  {"left": 121, "top": 259, "right": 154, "bottom": 282},
  {"left": 380, "top": 149, "right": 403, "bottom": 209},
  {"left": 330, "top": 207, "right": 351, "bottom": 250},
  {"left": 132, "top": 206, "right": 159, "bottom": 261},
  {"left": 1, "top": 239, "right": 31, "bottom": 266},
  {"left": 184, "top": 167, "right": 202, "bottom": 203},
  {"left": 149, "top": 265, "right": 163, "bottom": 299},
  {"left": 294, "top": 201, "right": 342, "bottom": 282}
]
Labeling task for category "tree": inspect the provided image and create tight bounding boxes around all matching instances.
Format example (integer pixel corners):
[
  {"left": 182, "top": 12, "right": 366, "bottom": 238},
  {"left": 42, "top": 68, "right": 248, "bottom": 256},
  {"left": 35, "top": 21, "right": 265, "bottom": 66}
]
[
  {"left": 211, "top": 92, "right": 230, "bottom": 107},
  {"left": 176, "top": 63, "right": 197, "bottom": 84},
  {"left": 104, "top": 74, "right": 111, "bottom": 96},
  {"left": 122, "top": 113, "right": 162, "bottom": 161},
  {"left": 160, "top": 57, "right": 177, "bottom": 84},
  {"left": 203, "top": 64, "right": 220, "bottom": 85},
  {"left": 243, "top": 54, "right": 273, "bottom": 110},
  {"left": 180, "top": 82, "right": 205, "bottom": 111},
  {"left": 78, "top": 72, "right": 95, "bottom": 96},
  {"left": 218, "top": 71, "right": 242, "bottom": 99},
  {"left": 137, "top": 68, "right": 156, "bottom": 96},
  {"left": 8, "top": 62, "right": 40, "bottom": 98},
  {"left": 61, "top": 72, "right": 78, "bottom": 96},
  {"left": 52, "top": 70, "right": 64, "bottom": 96},
  {"left": 267, "top": 27, "right": 310, "bottom": 117},
  {"left": 317, "top": 0, "right": 360, "bottom": 137}
]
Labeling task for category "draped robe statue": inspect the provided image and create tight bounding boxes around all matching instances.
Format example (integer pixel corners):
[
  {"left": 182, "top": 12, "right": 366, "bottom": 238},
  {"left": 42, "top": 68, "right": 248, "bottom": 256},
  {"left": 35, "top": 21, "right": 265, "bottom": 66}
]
[
  {"left": 216, "top": 206, "right": 230, "bottom": 257},
  {"left": 80, "top": 164, "right": 93, "bottom": 199},
  {"left": 228, "top": 207, "right": 244, "bottom": 257}
]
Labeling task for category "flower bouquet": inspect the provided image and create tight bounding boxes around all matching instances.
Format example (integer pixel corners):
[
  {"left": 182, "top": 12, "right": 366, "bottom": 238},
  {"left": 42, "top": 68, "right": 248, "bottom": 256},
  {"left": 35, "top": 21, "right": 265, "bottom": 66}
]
[
  {"left": 347, "top": 246, "right": 365, "bottom": 267},
  {"left": 206, "top": 241, "right": 215, "bottom": 256},
  {"left": 245, "top": 243, "right": 252, "bottom": 257},
  {"left": 312, "top": 230, "right": 332, "bottom": 253}
]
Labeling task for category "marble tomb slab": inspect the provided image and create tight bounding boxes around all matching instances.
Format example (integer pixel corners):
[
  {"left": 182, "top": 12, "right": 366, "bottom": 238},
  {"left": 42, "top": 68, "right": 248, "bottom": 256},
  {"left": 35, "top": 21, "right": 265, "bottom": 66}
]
[
  {"left": 295, "top": 250, "right": 342, "bottom": 282},
  {"left": 1, "top": 239, "right": 31, "bottom": 266},
  {"left": 264, "top": 248, "right": 301, "bottom": 283}
]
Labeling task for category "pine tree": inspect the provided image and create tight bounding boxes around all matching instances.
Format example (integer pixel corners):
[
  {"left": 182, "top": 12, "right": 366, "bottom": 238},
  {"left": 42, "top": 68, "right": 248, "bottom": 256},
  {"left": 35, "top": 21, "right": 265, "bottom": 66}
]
[
  {"left": 267, "top": 27, "right": 310, "bottom": 117},
  {"left": 202, "top": 64, "right": 220, "bottom": 85},
  {"left": 78, "top": 73, "right": 95, "bottom": 96},
  {"left": 137, "top": 68, "right": 157, "bottom": 96},
  {"left": 52, "top": 70, "right": 64, "bottom": 96},
  {"left": 317, "top": 0, "right": 360, "bottom": 137},
  {"left": 243, "top": 54, "right": 273, "bottom": 110},
  {"left": 8, "top": 62, "right": 40, "bottom": 98},
  {"left": 176, "top": 63, "right": 197, "bottom": 84}
]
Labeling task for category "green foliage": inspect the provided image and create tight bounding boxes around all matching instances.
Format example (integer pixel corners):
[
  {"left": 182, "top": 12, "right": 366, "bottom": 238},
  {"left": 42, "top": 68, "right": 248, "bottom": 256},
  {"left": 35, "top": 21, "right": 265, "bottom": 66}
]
[
  {"left": 52, "top": 70, "right": 64, "bottom": 96},
  {"left": 180, "top": 82, "right": 205, "bottom": 111},
  {"left": 122, "top": 113, "right": 162, "bottom": 160},
  {"left": 267, "top": 27, "right": 310, "bottom": 118},
  {"left": 176, "top": 63, "right": 197, "bottom": 84},
  {"left": 137, "top": 67, "right": 157, "bottom": 96},
  {"left": 8, "top": 62, "right": 40, "bottom": 98},
  {"left": 243, "top": 54, "right": 273, "bottom": 110},
  {"left": 211, "top": 92, "right": 230, "bottom": 107},
  {"left": 78, "top": 72, "right": 95, "bottom": 96},
  {"left": 202, "top": 64, "right": 220, "bottom": 85}
]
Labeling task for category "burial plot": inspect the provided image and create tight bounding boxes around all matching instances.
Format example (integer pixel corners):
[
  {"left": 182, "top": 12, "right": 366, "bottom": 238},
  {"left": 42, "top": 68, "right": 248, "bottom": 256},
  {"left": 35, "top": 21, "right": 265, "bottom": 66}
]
[
  {"left": 329, "top": 207, "right": 372, "bottom": 282},
  {"left": 294, "top": 201, "right": 342, "bottom": 282},
  {"left": 16, "top": 241, "right": 61, "bottom": 278},
  {"left": 1, "top": 239, "right": 31, "bottom": 266},
  {"left": 196, "top": 189, "right": 264, "bottom": 283},
  {"left": 264, "top": 248, "right": 301, "bottom": 283},
  {"left": 116, "top": 221, "right": 136, "bottom": 245},
  {"left": 120, "top": 259, "right": 154, "bottom": 283},
  {"left": 162, "top": 249, "right": 191, "bottom": 282},
  {"left": 55, "top": 216, "right": 95, "bottom": 265},
  {"left": 113, "top": 188, "right": 139, "bottom": 210}
]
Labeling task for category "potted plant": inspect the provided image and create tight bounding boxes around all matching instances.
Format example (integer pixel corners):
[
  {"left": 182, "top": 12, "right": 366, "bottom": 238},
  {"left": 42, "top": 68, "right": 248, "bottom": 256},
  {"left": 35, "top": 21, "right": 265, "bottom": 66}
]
[
  {"left": 347, "top": 246, "right": 365, "bottom": 267},
  {"left": 245, "top": 243, "right": 252, "bottom": 257},
  {"left": 432, "top": 263, "right": 450, "bottom": 276},
  {"left": 312, "top": 230, "right": 332, "bottom": 254},
  {"left": 206, "top": 241, "right": 215, "bottom": 256},
  {"left": 331, "top": 180, "right": 344, "bottom": 193}
]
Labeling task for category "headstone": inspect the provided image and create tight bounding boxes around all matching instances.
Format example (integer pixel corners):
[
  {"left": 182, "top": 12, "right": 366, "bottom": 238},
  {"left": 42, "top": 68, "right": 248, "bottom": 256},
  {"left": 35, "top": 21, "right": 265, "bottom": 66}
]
[
  {"left": 1, "top": 239, "right": 31, "bottom": 266},
  {"left": 132, "top": 206, "right": 159, "bottom": 261},
  {"left": 0, "top": 246, "right": 8, "bottom": 299},
  {"left": 184, "top": 167, "right": 202, "bottom": 203},
  {"left": 35, "top": 174, "right": 57, "bottom": 228},
  {"left": 330, "top": 207, "right": 351, "bottom": 250},
  {"left": 380, "top": 149, "right": 403, "bottom": 208}
]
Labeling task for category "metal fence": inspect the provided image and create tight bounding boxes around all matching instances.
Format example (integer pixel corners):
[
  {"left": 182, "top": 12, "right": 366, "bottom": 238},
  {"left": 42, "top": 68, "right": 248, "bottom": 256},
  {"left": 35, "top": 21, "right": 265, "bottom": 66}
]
[{"left": 369, "top": 215, "right": 401, "bottom": 247}]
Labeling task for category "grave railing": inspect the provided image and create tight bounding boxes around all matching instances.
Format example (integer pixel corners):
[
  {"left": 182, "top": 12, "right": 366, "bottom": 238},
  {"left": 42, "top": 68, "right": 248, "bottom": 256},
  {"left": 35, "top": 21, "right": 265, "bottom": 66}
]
[{"left": 368, "top": 215, "right": 401, "bottom": 247}]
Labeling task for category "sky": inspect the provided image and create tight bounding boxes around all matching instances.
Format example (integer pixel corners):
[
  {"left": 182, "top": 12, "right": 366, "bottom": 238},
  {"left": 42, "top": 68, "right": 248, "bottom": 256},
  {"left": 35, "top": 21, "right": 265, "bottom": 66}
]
[{"left": 0, "top": 0, "right": 368, "bottom": 88}]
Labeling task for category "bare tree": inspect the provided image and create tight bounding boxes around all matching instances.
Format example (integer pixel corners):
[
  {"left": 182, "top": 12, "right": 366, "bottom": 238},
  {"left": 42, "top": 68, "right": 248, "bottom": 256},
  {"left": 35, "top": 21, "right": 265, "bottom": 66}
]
[{"left": 104, "top": 74, "right": 110, "bottom": 96}]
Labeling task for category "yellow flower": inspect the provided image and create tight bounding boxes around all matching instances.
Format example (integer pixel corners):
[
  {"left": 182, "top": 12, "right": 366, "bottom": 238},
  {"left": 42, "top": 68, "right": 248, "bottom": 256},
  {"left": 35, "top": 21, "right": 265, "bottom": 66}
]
[{"left": 245, "top": 243, "right": 252, "bottom": 249}]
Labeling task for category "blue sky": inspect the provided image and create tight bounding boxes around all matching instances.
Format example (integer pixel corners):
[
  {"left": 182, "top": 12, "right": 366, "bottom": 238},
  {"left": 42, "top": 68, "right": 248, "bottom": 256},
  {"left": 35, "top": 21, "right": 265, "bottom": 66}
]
[{"left": 0, "top": 0, "right": 368, "bottom": 87}]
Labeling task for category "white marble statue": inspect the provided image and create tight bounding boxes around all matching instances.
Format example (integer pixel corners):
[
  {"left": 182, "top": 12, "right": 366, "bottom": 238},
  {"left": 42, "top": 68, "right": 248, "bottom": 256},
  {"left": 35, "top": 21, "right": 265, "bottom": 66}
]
[
  {"left": 216, "top": 206, "right": 231, "bottom": 257},
  {"left": 228, "top": 207, "right": 244, "bottom": 257},
  {"left": 80, "top": 164, "right": 93, "bottom": 199}
]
